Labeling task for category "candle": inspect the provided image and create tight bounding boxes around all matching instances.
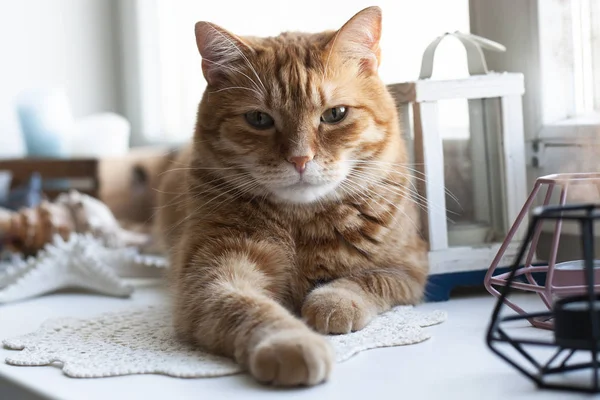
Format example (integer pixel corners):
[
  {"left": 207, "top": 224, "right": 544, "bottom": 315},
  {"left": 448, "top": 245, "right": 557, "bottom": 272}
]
[
  {"left": 562, "top": 300, "right": 600, "bottom": 311},
  {"left": 554, "top": 295, "right": 600, "bottom": 350},
  {"left": 553, "top": 259, "right": 600, "bottom": 288}
]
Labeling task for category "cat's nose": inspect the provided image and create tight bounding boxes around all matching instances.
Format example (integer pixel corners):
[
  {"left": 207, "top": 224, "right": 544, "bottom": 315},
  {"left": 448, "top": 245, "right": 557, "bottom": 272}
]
[{"left": 288, "top": 155, "right": 313, "bottom": 173}]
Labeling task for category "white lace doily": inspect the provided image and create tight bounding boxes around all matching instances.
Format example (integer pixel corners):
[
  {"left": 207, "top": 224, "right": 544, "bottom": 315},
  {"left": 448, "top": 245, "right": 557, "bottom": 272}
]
[{"left": 3, "top": 305, "right": 446, "bottom": 379}]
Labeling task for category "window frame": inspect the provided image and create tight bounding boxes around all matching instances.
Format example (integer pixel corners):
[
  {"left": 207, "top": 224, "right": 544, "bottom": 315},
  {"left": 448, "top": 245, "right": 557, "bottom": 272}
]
[
  {"left": 470, "top": 0, "right": 600, "bottom": 238},
  {"left": 117, "top": 0, "right": 164, "bottom": 146},
  {"left": 471, "top": 0, "right": 600, "bottom": 147}
]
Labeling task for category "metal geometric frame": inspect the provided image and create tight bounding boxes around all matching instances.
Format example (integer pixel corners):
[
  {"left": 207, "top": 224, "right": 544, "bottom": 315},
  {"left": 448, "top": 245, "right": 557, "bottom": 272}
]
[
  {"left": 486, "top": 203, "right": 600, "bottom": 393},
  {"left": 485, "top": 173, "right": 600, "bottom": 329}
]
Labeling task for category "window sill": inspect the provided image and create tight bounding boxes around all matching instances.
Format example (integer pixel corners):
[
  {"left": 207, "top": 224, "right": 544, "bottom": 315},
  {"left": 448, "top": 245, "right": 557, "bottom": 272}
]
[{"left": 538, "top": 112, "right": 600, "bottom": 140}]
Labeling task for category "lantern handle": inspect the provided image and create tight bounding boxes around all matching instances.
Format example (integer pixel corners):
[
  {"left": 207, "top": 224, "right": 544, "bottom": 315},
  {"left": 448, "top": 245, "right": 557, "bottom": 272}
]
[{"left": 418, "top": 31, "right": 506, "bottom": 79}]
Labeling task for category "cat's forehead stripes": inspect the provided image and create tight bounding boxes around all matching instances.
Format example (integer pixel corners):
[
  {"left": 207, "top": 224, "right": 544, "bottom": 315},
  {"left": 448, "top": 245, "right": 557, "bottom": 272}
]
[
  {"left": 274, "top": 53, "right": 317, "bottom": 109},
  {"left": 254, "top": 36, "right": 326, "bottom": 111}
]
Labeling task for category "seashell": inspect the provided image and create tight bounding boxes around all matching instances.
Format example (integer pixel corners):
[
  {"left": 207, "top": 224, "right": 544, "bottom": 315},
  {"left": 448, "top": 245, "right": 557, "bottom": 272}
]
[{"left": 0, "top": 190, "right": 150, "bottom": 254}]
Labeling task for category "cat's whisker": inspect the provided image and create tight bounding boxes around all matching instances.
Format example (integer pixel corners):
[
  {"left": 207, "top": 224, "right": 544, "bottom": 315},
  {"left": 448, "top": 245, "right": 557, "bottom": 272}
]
[
  {"left": 340, "top": 167, "right": 419, "bottom": 236},
  {"left": 338, "top": 181, "right": 393, "bottom": 223},
  {"left": 349, "top": 169, "right": 422, "bottom": 202},
  {"left": 162, "top": 173, "right": 255, "bottom": 235},
  {"left": 347, "top": 170, "right": 456, "bottom": 223},
  {"left": 351, "top": 160, "right": 445, "bottom": 194},
  {"left": 147, "top": 173, "right": 253, "bottom": 224},
  {"left": 183, "top": 173, "right": 255, "bottom": 212},
  {"left": 209, "top": 86, "right": 263, "bottom": 98},
  {"left": 199, "top": 179, "right": 263, "bottom": 219},
  {"left": 207, "top": 25, "right": 268, "bottom": 94},
  {"left": 181, "top": 138, "right": 210, "bottom": 147},
  {"left": 165, "top": 156, "right": 239, "bottom": 172},
  {"left": 348, "top": 159, "right": 425, "bottom": 167},
  {"left": 203, "top": 58, "right": 263, "bottom": 94},
  {"left": 349, "top": 170, "right": 456, "bottom": 222},
  {"left": 349, "top": 162, "right": 461, "bottom": 207},
  {"left": 164, "top": 166, "right": 248, "bottom": 173},
  {"left": 350, "top": 161, "right": 440, "bottom": 186},
  {"left": 202, "top": 181, "right": 262, "bottom": 218},
  {"left": 358, "top": 168, "right": 461, "bottom": 216},
  {"left": 244, "top": 181, "right": 268, "bottom": 205},
  {"left": 345, "top": 179, "right": 421, "bottom": 231},
  {"left": 344, "top": 176, "right": 408, "bottom": 220},
  {"left": 159, "top": 166, "right": 238, "bottom": 177},
  {"left": 163, "top": 159, "right": 190, "bottom": 168},
  {"left": 153, "top": 171, "right": 250, "bottom": 195},
  {"left": 145, "top": 195, "right": 196, "bottom": 225},
  {"left": 180, "top": 173, "right": 253, "bottom": 199},
  {"left": 353, "top": 169, "right": 452, "bottom": 215},
  {"left": 342, "top": 178, "right": 421, "bottom": 233},
  {"left": 337, "top": 182, "right": 370, "bottom": 213},
  {"left": 196, "top": 173, "right": 255, "bottom": 197}
]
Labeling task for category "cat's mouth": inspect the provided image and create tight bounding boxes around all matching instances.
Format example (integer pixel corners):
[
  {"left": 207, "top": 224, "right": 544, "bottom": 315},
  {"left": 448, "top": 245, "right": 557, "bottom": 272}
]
[
  {"left": 269, "top": 180, "right": 341, "bottom": 204},
  {"left": 286, "top": 181, "right": 315, "bottom": 189}
]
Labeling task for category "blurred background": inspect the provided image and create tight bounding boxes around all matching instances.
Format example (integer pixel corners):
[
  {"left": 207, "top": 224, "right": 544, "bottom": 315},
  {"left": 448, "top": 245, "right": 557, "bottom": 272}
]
[
  {"left": 0, "top": 0, "right": 474, "bottom": 153},
  {"left": 0, "top": 0, "right": 598, "bottom": 252}
]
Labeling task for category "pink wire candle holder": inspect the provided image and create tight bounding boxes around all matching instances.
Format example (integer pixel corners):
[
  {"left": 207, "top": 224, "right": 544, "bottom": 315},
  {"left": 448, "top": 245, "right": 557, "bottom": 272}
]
[{"left": 484, "top": 173, "right": 600, "bottom": 329}]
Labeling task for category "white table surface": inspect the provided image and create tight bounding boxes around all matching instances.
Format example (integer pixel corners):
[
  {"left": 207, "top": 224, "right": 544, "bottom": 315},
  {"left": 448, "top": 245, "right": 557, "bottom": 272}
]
[{"left": 1, "top": 280, "right": 598, "bottom": 400}]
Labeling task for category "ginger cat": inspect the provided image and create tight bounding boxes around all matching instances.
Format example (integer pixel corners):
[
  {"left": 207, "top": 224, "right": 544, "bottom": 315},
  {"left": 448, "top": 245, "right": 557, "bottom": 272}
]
[{"left": 157, "top": 6, "right": 428, "bottom": 387}]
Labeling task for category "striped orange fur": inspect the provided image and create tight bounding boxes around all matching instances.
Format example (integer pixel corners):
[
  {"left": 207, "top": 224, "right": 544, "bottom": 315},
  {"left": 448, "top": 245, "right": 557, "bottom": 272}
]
[{"left": 156, "top": 6, "right": 428, "bottom": 387}]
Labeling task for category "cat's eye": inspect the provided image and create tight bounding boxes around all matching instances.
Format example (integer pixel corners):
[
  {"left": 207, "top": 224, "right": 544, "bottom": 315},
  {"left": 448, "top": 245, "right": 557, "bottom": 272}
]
[
  {"left": 320, "top": 106, "right": 348, "bottom": 124},
  {"left": 244, "top": 111, "right": 275, "bottom": 130}
]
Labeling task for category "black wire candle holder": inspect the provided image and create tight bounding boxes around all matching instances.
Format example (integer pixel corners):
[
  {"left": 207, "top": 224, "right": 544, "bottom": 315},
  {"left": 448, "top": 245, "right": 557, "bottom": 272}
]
[{"left": 486, "top": 203, "right": 600, "bottom": 393}]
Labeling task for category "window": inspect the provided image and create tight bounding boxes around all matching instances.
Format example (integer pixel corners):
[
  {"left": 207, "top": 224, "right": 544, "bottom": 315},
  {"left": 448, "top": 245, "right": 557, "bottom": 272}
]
[
  {"left": 470, "top": 0, "right": 600, "bottom": 172},
  {"left": 536, "top": 0, "right": 600, "bottom": 200},
  {"left": 470, "top": 0, "right": 600, "bottom": 242},
  {"left": 121, "top": 0, "right": 470, "bottom": 143},
  {"left": 539, "top": 0, "right": 600, "bottom": 127}
]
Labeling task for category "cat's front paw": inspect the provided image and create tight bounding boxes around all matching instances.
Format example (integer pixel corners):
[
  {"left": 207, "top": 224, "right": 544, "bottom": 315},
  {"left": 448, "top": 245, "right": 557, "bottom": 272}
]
[
  {"left": 248, "top": 329, "right": 333, "bottom": 386},
  {"left": 302, "top": 286, "right": 376, "bottom": 334}
]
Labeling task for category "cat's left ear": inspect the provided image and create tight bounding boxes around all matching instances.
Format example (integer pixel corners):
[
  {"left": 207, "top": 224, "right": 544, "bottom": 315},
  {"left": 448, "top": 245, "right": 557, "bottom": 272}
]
[
  {"left": 328, "top": 6, "right": 382, "bottom": 73},
  {"left": 195, "top": 21, "right": 252, "bottom": 85}
]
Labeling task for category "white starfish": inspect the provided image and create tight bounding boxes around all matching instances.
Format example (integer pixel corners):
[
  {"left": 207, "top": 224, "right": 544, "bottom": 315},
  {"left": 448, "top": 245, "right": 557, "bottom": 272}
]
[{"left": 0, "top": 234, "right": 167, "bottom": 304}]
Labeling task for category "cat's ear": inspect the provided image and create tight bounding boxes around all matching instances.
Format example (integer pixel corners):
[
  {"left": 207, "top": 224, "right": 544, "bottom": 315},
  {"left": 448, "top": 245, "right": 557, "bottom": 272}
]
[
  {"left": 194, "top": 21, "right": 251, "bottom": 85},
  {"left": 328, "top": 6, "right": 382, "bottom": 73}
]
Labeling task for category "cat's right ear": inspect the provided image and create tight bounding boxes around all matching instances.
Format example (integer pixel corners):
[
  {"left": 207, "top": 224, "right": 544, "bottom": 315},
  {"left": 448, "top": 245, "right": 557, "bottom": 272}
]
[
  {"left": 327, "top": 6, "right": 382, "bottom": 74},
  {"left": 194, "top": 21, "right": 250, "bottom": 85}
]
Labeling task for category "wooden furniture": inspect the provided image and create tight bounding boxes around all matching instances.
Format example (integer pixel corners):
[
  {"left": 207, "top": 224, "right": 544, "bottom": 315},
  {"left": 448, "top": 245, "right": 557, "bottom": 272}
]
[
  {"left": 0, "top": 158, "right": 100, "bottom": 199},
  {"left": 0, "top": 146, "right": 177, "bottom": 223}
]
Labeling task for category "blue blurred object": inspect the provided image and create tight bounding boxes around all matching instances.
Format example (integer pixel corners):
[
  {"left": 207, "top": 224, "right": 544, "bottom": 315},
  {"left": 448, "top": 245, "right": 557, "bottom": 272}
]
[
  {"left": 1, "top": 172, "right": 43, "bottom": 211},
  {"left": 15, "top": 88, "right": 74, "bottom": 157},
  {"left": 0, "top": 171, "right": 11, "bottom": 205}
]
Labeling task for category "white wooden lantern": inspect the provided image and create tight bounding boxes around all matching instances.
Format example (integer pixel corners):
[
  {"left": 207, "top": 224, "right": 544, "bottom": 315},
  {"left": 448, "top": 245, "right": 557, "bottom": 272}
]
[{"left": 388, "top": 32, "right": 528, "bottom": 288}]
